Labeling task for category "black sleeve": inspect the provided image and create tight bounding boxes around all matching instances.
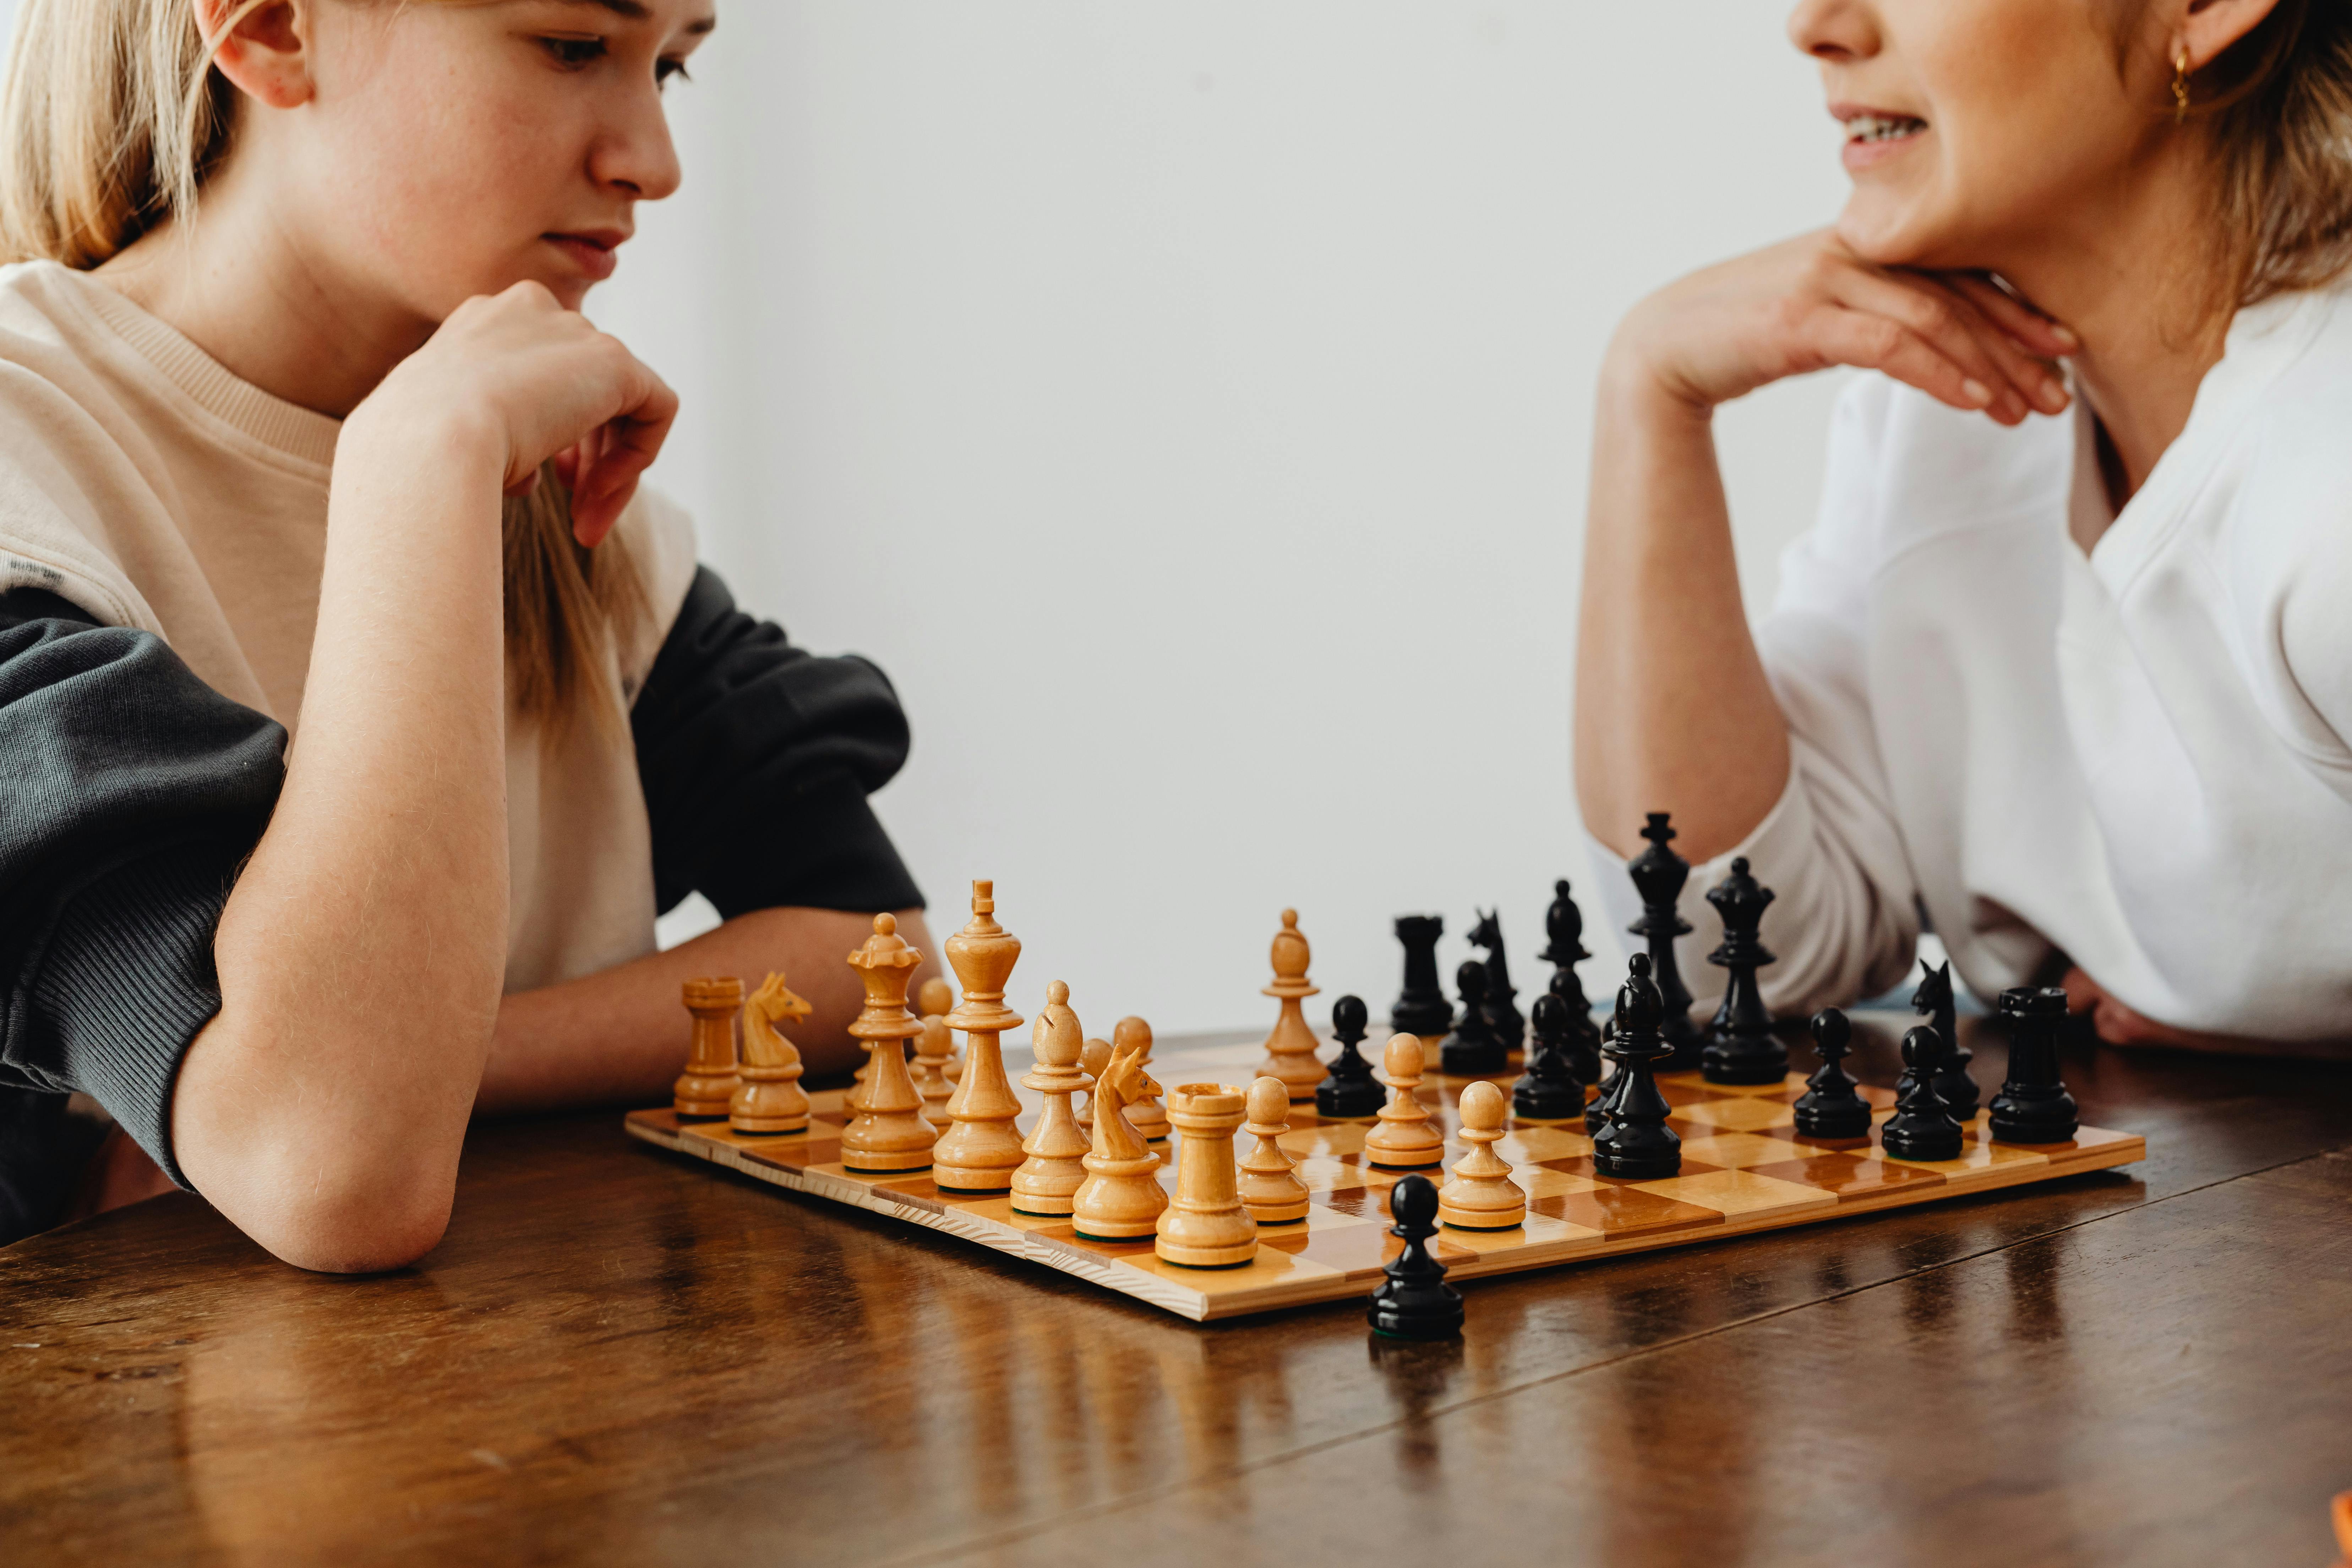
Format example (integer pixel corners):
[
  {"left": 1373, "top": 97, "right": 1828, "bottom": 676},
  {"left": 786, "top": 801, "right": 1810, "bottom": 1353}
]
[
  {"left": 0, "top": 588, "right": 286, "bottom": 1227},
  {"left": 631, "top": 567, "right": 923, "bottom": 919}
]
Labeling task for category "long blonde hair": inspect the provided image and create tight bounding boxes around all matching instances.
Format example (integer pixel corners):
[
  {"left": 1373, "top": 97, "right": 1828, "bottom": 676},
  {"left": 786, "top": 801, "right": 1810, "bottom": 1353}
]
[{"left": 0, "top": 0, "right": 644, "bottom": 727}]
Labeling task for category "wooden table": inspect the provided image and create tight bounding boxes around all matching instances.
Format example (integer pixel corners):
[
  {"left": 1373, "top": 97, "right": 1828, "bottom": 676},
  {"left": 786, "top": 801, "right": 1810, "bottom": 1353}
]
[{"left": 6, "top": 1014, "right": 2351, "bottom": 1566}]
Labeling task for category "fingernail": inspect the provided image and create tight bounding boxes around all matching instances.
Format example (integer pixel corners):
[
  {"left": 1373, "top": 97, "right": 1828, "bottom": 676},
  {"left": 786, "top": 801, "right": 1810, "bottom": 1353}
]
[
  {"left": 2041, "top": 375, "right": 2069, "bottom": 409},
  {"left": 1963, "top": 378, "right": 1992, "bottom": 406},
  {"left": 2050, "top": 324, "right": 2080, "bottom": 350}
]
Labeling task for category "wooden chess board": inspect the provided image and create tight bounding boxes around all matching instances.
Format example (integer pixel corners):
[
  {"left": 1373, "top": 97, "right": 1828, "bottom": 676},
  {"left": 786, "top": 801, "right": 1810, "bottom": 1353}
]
[{"left": 623, "top": 1039, "right": 2145, "bottom": 1322}]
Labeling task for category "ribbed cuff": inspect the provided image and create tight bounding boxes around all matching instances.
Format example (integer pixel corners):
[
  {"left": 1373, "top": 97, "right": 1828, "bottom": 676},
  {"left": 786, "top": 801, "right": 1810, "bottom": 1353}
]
[{"left": 16, "top": 841, "right": 243, "bottom": 1190}]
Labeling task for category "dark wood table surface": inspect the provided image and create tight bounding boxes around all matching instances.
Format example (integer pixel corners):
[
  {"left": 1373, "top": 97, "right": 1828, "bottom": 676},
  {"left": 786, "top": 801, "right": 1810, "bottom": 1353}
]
[{"left": 6, "top": 1013, "right": 2352, "bottom": 1567}]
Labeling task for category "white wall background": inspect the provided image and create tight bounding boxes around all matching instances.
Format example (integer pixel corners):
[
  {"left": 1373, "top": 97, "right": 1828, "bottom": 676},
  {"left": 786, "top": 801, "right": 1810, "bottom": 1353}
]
[{"left": 594, "top": 1, "right": 1855, "bottom": 1032}]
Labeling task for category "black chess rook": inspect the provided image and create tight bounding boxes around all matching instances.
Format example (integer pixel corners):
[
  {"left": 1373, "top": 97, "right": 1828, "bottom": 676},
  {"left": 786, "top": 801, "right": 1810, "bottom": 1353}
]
[
  {"left": 1390, "top": 915, "right": 1454, "bottom": 1038},
  {"left": 1702, "top": 856, "right": 1788, "bottom": 1085},
  {"left": 1988, "top": 986, "right": 2079, "bottom": 1144}
]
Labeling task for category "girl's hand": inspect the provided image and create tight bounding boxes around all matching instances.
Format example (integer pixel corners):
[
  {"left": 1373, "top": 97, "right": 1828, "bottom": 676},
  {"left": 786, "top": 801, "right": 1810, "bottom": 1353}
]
[
  {"left": 353, "top": 281, "right": 678, "bottom": 546},
  {"left": 1610, "top": 229, "right": 2078, "bottom": 425}
]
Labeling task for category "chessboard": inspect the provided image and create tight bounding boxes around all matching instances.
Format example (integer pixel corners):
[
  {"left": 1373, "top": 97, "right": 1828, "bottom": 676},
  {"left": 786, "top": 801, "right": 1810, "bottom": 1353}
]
[{"left": 624, "top": 1035, "right": 2146, "bottom": 1323}]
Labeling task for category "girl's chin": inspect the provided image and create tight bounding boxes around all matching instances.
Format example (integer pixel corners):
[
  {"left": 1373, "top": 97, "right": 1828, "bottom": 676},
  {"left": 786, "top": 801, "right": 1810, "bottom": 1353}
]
[{"left": 1833, "top": 201, "right": 1947, "bottom": 271}]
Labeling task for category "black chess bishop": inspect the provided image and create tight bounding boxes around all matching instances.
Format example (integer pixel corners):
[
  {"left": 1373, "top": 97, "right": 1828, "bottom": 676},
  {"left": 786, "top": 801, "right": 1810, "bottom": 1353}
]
[
  {"left": 1625, "top": 812, "right": 1703, "bottom": 1070},
  {"left": 1702, "top": 857, "right": 1788, "bottom": 1085},
  {"left": 1539, "top": 879, "right": 1605, "bottom": 1086}
]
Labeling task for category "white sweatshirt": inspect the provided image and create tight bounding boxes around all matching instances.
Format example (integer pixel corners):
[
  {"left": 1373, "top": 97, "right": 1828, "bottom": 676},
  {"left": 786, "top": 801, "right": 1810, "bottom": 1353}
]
[{"left": 1589, "top": 284, "right": 2352, "bottom": 1044}]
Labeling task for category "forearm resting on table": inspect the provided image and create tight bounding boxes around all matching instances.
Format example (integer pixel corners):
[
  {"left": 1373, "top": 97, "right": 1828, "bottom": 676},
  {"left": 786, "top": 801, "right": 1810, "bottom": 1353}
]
[
  {"left": 478, "top": 906, "right": 939, "bottom": 1114},
  {"left": 1575, "top": 355, "right": 1791, "bottom": 863}
]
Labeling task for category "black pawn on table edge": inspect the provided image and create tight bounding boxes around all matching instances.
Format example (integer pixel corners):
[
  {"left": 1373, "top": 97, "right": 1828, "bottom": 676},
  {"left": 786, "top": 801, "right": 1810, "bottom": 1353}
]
[
  {"left": 1441, "top": 958, "right": 1509, "bottom": 1076},
  {"left": 1792, "top": 1007, "right": 1872, "bottom": 1140},
  {"left": 1880, "top": 1025, "right": 1965, "bottom": 1161},
  {"left": 1368, "top": 1173, "right": 1463, "bottom": 1339},
  {"left": 1592, "top": 952, "right": 1682, "bottom": 1179},
  {"left": 1539, "top": 878, "right": 1605, "bottom": 1088},
  {"left": 1515, "top": 991, "right": 1588, "bottom": 1120},
  {"left": 1466, "top": 907, "right": 1524, "bottom": 1047},
  {"left": 1702, "top": 856, "right": 1788, "bottom": 1085},
  {"left": 1625, "top": 811, "right": 1704, "bottom": 1071},
  {"left": 1912, "top": 959, "right": 1978, "bottom": 1117},
  {"left": 1989, "top": 985, "right": 2079, "bottom": 1144},
  {"left": 1317, "top": 993, "right": 1387, "bottom": 1119},
  {"left": 1390, "top": 914, "right": 1455, "bottom": 1038}
]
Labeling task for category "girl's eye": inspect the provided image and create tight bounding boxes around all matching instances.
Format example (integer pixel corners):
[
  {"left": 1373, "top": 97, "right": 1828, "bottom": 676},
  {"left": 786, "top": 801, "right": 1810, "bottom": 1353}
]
[
  {"left": 540, "top": 35, "right": 607, "bottom": 70},
  {"left": 655, "top": 57, "right": 692, "bottom": 89}
]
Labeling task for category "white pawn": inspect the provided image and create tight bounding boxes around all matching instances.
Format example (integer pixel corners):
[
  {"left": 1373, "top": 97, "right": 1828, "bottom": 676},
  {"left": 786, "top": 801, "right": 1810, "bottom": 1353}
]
[
  {"left": 1363, "top": 1033, "right": 1445, "bottom": 1170},
  {"left": 1236, "top": 1076, "right": 1309, "bottom": 1225},
  {"left": 1439, "top": 1080, "right": 1526, "bottom": 1229}
]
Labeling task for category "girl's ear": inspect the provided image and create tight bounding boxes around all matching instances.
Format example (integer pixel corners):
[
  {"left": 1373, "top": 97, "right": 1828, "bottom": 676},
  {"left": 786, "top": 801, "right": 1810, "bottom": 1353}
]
[
  {"left": 200, "top": 1, "right": 316, "bottom": 111},
  {"left": 2178, "top": 0, "right": 2287, "bottom": 71}
]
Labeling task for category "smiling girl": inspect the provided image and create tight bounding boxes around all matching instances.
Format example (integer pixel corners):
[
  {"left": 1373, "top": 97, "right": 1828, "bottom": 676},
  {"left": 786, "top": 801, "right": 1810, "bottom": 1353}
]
[
  {"left": 0, "top": 0, "right": 935, "bottom": 1264},
  {"left": 1578, "top": 0, "right": 2352, "bottom": 1050}
]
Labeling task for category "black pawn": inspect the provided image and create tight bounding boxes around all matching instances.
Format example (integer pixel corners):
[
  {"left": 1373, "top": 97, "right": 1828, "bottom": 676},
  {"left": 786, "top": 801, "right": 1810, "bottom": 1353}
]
[
  {"left": 1540, "top": 882, "right": 1604, "bottom": 1088},
  {"left": 1912, "top": 960, "right": 1977, "bottom": 1118},
  {"left": 1317, "top": 994, "right": 1387, "bottom": 1119},
  {"left": 1792, "top": 1007, "right": 1871, "bottom": 1140},
  {"left": 1441, "top": 960, "right": 1507, "bottom": 1076},
  {"left": 1514, "top": 992, "right": 1587, "bottom": 1120},
  {"left": 1626, "top": 812, "right": 1703, "bottom": 1070},
  {"left": 1880, "top": 1025, "right": 1964, "bottom": 1161},
  {"left": 1390, "top": 915, "right": 1454, "bottom": 1037},
  {"left": 1701, "top": 857, "right": 1788, "bottom": 1085},
  {"left": 1466, "top": 908, "right": 1524, "bottom": 1047},
  {"left": 1592, "top": 953, "right": 1682, "bottom": 1179},
  {"left": 1988, "top": 986, "right": 2079, "bottom": 1144},
  {"left": 1367, "top": 1173, "right": 1463, "bottom": 1339}
]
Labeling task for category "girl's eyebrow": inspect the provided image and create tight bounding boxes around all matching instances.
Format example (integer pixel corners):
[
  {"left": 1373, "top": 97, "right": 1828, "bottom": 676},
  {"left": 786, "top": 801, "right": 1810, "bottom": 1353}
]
[{"left": 546, "top": 0, "right": 717, "bottom": 37}]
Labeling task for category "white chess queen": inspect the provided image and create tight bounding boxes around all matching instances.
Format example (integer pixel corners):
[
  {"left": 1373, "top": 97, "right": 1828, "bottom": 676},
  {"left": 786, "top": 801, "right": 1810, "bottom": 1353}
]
[{"left": 1577, "top": 0, "right": 2352, "bottom": 1055}]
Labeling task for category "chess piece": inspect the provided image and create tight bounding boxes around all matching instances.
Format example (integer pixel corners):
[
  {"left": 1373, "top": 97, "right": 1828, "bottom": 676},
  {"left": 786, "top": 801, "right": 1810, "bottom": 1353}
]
[
  {"left": 1791, "top": 1007, "right": 1871, "bottom": 1140},
  {"left": 1155, "top": 1082, "right": 1259, "bottom": 1267},
  {"left": 1702, "top": 857, "right": 1788, "bottom": 1085},
  {"left": 1464, "top": 908, "right": 1525, "bottom": 1047},
  {"left": 1012, "top": 981, "right": 1093, "bottom": 1216},
  {"left": 1441, "top": 960, "right": 1508, "bottom": 1076},
  {"left": 1390, "top": 914, "right": 1454, "bottom": 1037},
  {"left": 913, "top": 1006, "right": 957, "bottom": 1130},
  {"left": 1113, "top": 1016, "right": 1169, "bottom": 1142},
  {"left": 1592, "top": 953, "right": 1682, "bottom": 1179},
  {"left": 1513, "top": 991, "right": 1587, "bottom": 1120},
  {"left": 672, "top": 976, "right": 743, "bottom": 1118},
  {"left": 1625, "top": 811, "right": 1703, "bottom": 1070},
  {"left": 1439, "top": 1080, "right": 1526, "bottom": 1229},
  {"left": 920, "top": 977, "right": 964, "bottom": 1084},
  {"left": 1237, "top": 1076, "right": 1310, "bottom": 1224},
  {"left": 1256, "top": 909, "right": 1326, "bottom": 1100},
  {"left": 935, "top": 881, "right": 1028, "bottom": 1192},
  {"left": 731, "top": 972, "right": 814, "bottom": 1134},
  {"left": 1364, "top": 1033, "right": 1446, "bottom": 1169},
  {"left": 1316, "top": 994, "right": 1386, "bottom": 1118},
  {"left": 1914, "top": 960, "right": 1977, "bottom": 1117},
  {"left": 1881, "top": 1025, "right": 1965, "bottom": 1160},
  {"left": 1076, "top": 1036, "right": 1110, "bottom": 1131},
  {"left": 1366, "top": 1174, "right": 1463, "bottom": 1339},
  {"left": 1072, "top": 1043, "right": 1169, "bottom": 1240},
  {"left": 1540, "top": 879, "right": 1606, "bottom": 1081},
  {"left": 1988, "top": 985, "right": 2079, "bottom": 1144},
  {"left": 839, "top": 916, "right": 938, "bottom": 1173}
]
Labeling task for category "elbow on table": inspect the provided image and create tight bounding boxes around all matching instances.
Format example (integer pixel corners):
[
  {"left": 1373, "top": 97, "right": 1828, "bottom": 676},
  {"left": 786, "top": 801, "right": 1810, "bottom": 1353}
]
[{"left": 203, "top": 1143, "right": 462, "bottom": 1275}]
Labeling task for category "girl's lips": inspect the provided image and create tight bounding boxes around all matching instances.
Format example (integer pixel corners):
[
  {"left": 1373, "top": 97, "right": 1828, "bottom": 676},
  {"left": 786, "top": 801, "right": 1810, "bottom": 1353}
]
[
  {"left": 1842, "top": 127, "right": 1926, "bottom": 173},
  {"left": 546, "top": 234, "right": 620, "bottom": 282}
]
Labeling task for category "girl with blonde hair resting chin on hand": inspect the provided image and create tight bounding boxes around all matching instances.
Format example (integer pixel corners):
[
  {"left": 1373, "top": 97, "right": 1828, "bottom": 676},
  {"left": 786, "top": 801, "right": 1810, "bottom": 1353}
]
[
  {"left": 1578, "top": 0, "right": 2352, "bottom": 1055},
  {"left": 0, "top": 0, "right": 937, "bottom": 1265}
]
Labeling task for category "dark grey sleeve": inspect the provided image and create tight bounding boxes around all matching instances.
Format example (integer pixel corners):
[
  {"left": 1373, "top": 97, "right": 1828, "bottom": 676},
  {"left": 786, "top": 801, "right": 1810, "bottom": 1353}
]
[
  {"left": 0, "top": 589, "right": 286, "bottom": 1233},
  {"left": 631, "top": 567, "right": 923, "bottom": 919}
]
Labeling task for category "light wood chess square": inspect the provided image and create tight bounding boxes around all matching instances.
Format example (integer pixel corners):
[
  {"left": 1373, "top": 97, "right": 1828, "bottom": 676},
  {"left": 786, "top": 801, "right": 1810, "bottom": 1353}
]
[
  {"left": 1632, "top": 1168, "right": 1840, "bottom": 1217},
  {"left": 1670, "top": 1096, "right": 1798, "bottom": 1132},
  {"left": 1117, "top": 1243, "right": 1344, "bottom": 1294},
  {"left": 1877, "top": 1139, "right": 2050, "bottom": 1176},
  {"left": 1517, "top": 1167, "right": 1602, "bottom": 1200},
  {"left": 1442, "top": 1212, "right": 1598, "bottom": 1250},
  {"left": 1280, "top": 1122, "right": 1368, "bottom": 1158},
  {"left": 1497, "top": 1127, "right": 1592, "bottom": 1164},
  {"left": 1678, "top": 1131, "right": 1848, "bottom": 1169},
  {"left": 1293, "top": 1155, "right": 1371, "bottom": 1194}
]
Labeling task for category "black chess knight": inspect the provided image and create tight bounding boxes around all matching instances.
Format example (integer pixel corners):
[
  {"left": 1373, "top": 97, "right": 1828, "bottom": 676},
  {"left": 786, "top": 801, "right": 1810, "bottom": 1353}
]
[
  {"left": 1466, "top": 908, "right": 1524, "bottom": 1048},
  {"left": 1625, "top": 812, "right": 1703, "bottom": 1070},
  {"left": 1988, "top": 986, "right": 2079, "bottom": 1144},
  {"left": 1592, "top": 953, "right": 1682, "bottom": 1179},
  {"left": 1912, "top": 960, "right": 1977, "bottom": 1117},
  {"left": 1442, "top": 960, "right": 1508, "bottom": 1076},
  {"left": 1390, "top": 915, "right": 1454, "bottom": 1038},
  {"left": 1317, "top": 994, "right": 1386, "bottom": 1119},
  {"left": 1702, "top": 857, "right": 1787, "bottom": 1085}
]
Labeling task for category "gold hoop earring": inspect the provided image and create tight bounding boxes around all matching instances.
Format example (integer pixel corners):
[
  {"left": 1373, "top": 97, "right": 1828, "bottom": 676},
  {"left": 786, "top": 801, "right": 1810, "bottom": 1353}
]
[{"left": 2173, "top": 47, "right": 2192, "bottom": 123}]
